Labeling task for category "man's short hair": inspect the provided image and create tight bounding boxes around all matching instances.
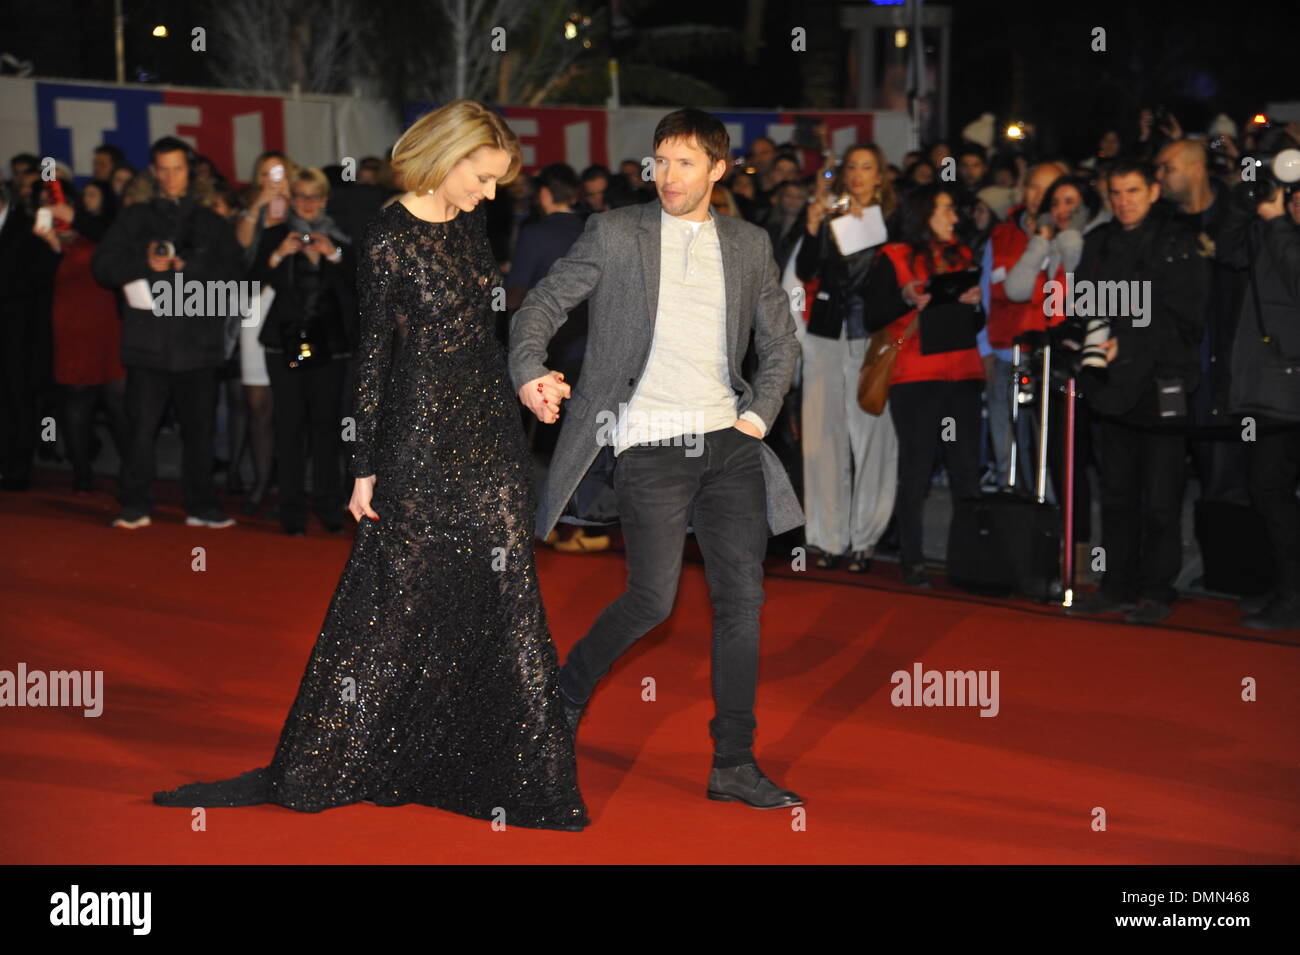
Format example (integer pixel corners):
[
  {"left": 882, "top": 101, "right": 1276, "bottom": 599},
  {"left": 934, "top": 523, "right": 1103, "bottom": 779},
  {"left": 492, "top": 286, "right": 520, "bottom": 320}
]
[
  {"left": 94, "top": 144, "right": 128, "bottom": 166},
  {"left": 1106, "top": 158, "right": 1157, "bottom": 187},
  {"left": 772, "top": 152, "right": 801, "bottom": 171},
  {"left": 150, "top": 136, "right": 193, "bottom": 165},
  {"left": 9, "top": 152, "right": 39, "bottom": 173},
  {"left": 537, "top": 162, "right": 580, "bottom": 206},
  {"left": 580, "top": 164, "right": 610, "bottom": 183},
  {"left": 957, "top": 142, "right": 987, "bottom": 162},
  {"left": 653, "top": 108, "right": 730, "bottom": 167}
]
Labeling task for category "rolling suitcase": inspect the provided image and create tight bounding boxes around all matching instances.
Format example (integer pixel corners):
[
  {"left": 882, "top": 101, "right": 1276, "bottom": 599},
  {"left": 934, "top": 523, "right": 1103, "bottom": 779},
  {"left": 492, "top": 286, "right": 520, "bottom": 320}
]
[{"left": 947, "top": 336, "right": 1062, "bottom": 600}]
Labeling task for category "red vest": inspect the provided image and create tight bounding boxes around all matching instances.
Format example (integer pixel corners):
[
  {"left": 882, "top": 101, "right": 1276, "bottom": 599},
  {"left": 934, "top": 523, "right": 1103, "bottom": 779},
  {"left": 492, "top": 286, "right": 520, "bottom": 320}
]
[
  {"left": 878, "top": 241, "right": 985, "bottom": 385},
  {"left": 985, "top": 205, "right": 1047, "bottom": 348}
]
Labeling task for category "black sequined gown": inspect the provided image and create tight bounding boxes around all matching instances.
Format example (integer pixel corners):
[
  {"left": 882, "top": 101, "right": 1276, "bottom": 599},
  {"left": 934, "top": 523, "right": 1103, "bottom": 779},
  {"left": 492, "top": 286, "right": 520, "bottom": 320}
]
[{"left": 153, "top": 200, "right": 589, "bottom": 832}]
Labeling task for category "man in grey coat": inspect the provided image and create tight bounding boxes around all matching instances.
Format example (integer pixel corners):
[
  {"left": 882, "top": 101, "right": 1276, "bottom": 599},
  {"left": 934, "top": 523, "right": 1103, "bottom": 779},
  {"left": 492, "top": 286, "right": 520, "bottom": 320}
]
[{"left": 510, "top": 108, "right": 804, "bottom": 809}]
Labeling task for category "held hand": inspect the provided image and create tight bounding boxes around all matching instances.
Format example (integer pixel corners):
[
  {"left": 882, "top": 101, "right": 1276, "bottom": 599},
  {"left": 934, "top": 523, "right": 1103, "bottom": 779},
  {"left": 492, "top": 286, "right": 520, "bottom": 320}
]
[
  {"left": 308, "top": 232, "right": 336, "bottom": 255},
  {"left": 1258, "top": 189, "right": 1286, "bottom": 221},
  {"left": 171, "top": 256, "right": 186, "bottom": 271},
  {"left": 348, "top": 475, "right": 379, "bottom": 522},
  {"left": 147, "top": 249, "right": 173, "bottom": 272},
  {"left": 518, "top": 370, "right": 570, "bottom": 424},
  {"left": 958, "top": 285, "right": 982, "bottom": 305},
  {"left": 1137, "top": 108, "right": 1153, "bottom": 141},
  {"left": 1101, "top": 338, "right": 1119, "bottom": 362},
  {"left": 33, "top": 222, "right": 62, "bottom": 251},
  {"left": 902, "top": 279, "right": 932, "bottom": 311},
  {"left": 275, "top": 234, "right": 305, "bottom": 260},
  {"left": 1158, "top": 112, "right": 1183, "bottom": 141},
  {"left": 733, "top": 418, "right": 762, "bottom": 439},
  {"left": 806, "top": 197, "right": 827, "bottom": 235}
]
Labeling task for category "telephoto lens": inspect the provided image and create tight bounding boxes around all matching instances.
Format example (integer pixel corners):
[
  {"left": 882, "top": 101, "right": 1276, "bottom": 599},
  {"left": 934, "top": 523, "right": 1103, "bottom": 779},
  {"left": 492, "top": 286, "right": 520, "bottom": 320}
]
[{"left": 1079, "top": 316, "right": 1112, "bottom": 375}]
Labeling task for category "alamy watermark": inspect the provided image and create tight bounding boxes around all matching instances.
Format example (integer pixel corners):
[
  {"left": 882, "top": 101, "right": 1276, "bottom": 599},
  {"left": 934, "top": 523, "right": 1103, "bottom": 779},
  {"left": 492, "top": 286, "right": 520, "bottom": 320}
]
[
  {"left": 1042, "top": 272, "right": 1151, "bottom": 327},
  {"left": 1, "top": 663, "right": 103, "bottom": 717},
  {"left": 594, "top": 404, "right": 708, "bottom": 456},
  {"left": 146, "top": 272, "right": 266, "bottom": 325},
  {"left": 890, "top": 662, "right": 1000, "bottom": 717}
]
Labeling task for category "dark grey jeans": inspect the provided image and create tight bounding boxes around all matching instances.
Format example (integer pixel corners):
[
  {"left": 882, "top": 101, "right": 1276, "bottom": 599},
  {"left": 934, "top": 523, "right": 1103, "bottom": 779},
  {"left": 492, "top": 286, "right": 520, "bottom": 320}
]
[{"left": 559, "top": 425, "right": 768, "bottom": 767}]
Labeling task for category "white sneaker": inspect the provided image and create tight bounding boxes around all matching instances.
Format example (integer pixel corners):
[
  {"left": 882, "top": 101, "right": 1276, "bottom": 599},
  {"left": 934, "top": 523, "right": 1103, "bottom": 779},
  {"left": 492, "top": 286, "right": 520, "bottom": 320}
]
[
  {"left": 185, "top": 514, "right": 235, "bottom": 528},
  {"left": 112, "top": 514, "right": 152, "bottom": 529}
]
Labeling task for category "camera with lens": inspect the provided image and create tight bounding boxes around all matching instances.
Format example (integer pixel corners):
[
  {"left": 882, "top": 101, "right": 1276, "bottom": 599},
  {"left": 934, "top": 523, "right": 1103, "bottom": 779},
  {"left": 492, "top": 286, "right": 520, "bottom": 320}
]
[
  {"left": 1233, "top": 148, "right": 1300, "bottom": 210},
  {"left": 1033, "top": 316, "right": 1114, "bottom": 384}
]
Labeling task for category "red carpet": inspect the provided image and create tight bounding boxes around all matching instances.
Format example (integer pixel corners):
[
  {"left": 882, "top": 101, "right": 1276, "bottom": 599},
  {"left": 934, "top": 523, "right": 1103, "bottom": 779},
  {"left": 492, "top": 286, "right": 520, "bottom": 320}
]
[{"left": 2, "top": 474, "right": 1298, "bottom": 864}]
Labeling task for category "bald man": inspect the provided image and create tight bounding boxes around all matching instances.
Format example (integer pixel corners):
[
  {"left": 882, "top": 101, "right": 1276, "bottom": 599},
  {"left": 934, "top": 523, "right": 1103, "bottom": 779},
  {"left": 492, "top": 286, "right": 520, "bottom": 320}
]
[
  {"left": 1156, "top": 138, "right": 1250, "bottom": 506},
  {"left": 1155, "top": 140, "right": 1215, "bottom": 220}
]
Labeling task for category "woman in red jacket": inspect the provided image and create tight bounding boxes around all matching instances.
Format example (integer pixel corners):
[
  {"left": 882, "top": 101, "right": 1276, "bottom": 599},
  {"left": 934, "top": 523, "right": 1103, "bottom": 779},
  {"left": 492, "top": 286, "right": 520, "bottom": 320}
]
[
  {"left": 864, "top": 184, "right": 985, "bottom": 587},
  {"left": 34, "top": 179, "right": 128, "bottom": 494}
]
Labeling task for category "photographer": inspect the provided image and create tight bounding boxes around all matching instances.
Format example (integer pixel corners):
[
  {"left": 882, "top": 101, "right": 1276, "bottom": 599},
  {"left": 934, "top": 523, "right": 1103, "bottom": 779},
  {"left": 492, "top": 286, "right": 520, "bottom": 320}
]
[
  {"left": 1217, "top": 142, "right": 1300, "bottom": 630},
  {"left": 1003, "top": 175, "right": 1104, "bottom": 573},
  {"left": 794, "top": 143, "right": 899, "bottom": 572},
  {"left": 1067, "top": 160, "right": 1208, "bottom": 624},
  {"left": 249, "top": 167, "right": 357, "bottom": 536},
  {"left": 862, "top": 184, "right": 985, "bottom": 588},
  {"left": 91, "top": 136, "right": 243, "bottom": 529},
  {"left": 981, "top": 161, "right": 1069, "bottom": 488}
]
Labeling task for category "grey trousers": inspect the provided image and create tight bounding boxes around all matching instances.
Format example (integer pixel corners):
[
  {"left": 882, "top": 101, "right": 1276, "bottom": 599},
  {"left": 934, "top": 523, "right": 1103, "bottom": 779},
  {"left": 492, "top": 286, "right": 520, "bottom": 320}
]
[{"left": 800, "top": 327, "right": 898, "bottom": 555}]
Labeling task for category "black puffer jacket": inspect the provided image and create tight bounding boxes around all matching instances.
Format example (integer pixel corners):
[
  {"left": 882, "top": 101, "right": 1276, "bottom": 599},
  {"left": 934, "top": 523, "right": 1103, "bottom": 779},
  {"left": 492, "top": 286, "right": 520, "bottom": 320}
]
[
  {"left": 90, "top": 186, "right": 243, "bottom": 371},
  {"left": 794, "top": 209, "right": 896, "bottom": 340}
]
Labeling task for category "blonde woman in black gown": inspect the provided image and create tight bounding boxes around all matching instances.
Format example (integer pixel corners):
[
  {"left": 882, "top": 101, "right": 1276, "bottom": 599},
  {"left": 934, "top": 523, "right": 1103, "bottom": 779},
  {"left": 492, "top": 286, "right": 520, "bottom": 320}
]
[{"left": 153, "top": 100, "right": 589, "bottom": 832}]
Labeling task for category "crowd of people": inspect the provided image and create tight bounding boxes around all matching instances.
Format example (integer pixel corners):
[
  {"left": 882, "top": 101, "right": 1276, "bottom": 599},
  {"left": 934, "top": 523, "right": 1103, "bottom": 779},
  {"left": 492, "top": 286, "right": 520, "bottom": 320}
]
[{"left": 2, "top": 105, "right": 1298, "bottom": 630}]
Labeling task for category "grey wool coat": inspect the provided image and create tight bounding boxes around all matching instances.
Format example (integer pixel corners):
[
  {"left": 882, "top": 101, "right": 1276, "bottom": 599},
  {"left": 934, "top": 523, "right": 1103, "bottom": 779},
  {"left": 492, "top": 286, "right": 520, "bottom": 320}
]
[{"left": 508, "top": 197, "right": 805, "bottom": 539}]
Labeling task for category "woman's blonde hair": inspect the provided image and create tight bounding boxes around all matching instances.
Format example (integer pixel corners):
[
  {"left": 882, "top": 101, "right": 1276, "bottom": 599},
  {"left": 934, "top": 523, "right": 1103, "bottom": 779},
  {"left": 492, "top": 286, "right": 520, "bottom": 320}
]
[
  {"left": 293, "top": 166, "right": 330, "bottom": 199},
  {"left": 390, "top": 99, "right": 523, "bottom": 195}
]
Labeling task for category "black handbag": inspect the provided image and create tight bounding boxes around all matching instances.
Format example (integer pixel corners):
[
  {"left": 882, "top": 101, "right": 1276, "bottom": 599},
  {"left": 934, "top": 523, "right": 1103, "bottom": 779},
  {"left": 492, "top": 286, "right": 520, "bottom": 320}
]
[
  {"left": 277, "top": 256, "right": 332, "bottom": 371},
  {"left": 279, "top": 317, "right": 332, "bottom": 370}
]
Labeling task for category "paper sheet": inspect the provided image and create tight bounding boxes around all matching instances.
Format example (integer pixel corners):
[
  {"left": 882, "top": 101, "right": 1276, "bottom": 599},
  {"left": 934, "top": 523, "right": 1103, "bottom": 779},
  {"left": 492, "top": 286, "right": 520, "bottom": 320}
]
[
  {"left": 123, "top": 279, "right": 155, "bottom": 311},
  {"left": 830, "top": 204, "right": 888, "bottom": 256}
]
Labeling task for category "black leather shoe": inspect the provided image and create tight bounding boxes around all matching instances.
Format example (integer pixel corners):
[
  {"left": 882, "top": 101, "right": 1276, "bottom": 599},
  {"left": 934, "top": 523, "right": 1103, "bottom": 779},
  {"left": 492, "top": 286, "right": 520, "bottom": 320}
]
[
  {"left": 1124, "top": 598, "right": 1173, "bottom": 626},
  {"left": 315, "top": 509, "right": 343, "bottom": 533},
  {"left": 901, "top": 564, "right": 932, "bottom": 588},
  {"left": 1066, "top": 590, "right": 1137, "bottom": 617},
  {"left": 1239, "top": 591, "right": 1274, "bottom": 616},
  {"left": 707, "top": 762, "right": 803, "bottom": 809},
  {"left": 846, "top": 550, "right": 872, "bottom": 573},
  {"left": 1242, "top": 594, "right": 1300, "bottom": 631}
]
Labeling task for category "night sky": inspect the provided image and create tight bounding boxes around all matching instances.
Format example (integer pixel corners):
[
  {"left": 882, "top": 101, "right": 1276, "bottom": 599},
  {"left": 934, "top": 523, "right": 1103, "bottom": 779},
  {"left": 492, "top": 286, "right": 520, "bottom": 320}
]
[{"left": 3, "top": 0, "right": 1296, "bottom": 159}]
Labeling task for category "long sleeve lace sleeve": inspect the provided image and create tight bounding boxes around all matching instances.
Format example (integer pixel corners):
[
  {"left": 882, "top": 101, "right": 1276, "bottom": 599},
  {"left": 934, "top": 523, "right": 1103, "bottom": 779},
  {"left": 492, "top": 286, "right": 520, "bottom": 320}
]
[{"left": 348, "top": 220, "right": 396, "bottom": 479}]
